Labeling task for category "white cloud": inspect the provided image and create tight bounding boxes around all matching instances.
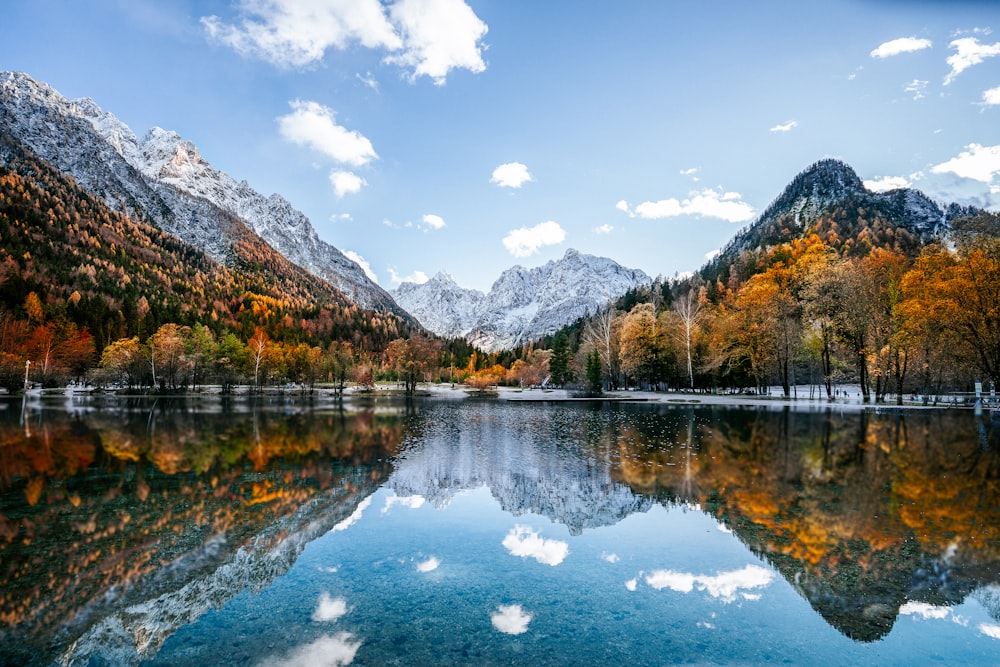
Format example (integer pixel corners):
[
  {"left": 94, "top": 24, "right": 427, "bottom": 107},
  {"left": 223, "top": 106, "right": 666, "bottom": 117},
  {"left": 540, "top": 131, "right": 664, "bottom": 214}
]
[
  {"left": 615, "top": 200, "right": 629, "bottom": 213},
  {"left": 356, "top": 71, "right": 379, "bottom": 91},
  {"left": 983, "top": 86, "right": 1000, "bottom": 105},
  {"left": 899, "top": 601, "right": 951, "bottom": 620},
  {"left": 864, "top": 175, "right": 911, "bottom": 192},
  {"left": 202, "top": 0, "right": 488, "bottom": 84},
  {"left": 343, "top": 250, "right": 378, "bottom": 283},
  {"left": 332, "top": 496, "right": 371, "bottom": 531},
  {"left": 416, "top": 556, "right": 440, "bottom": 572},
  {"left": 646, "top": 570, "right": 696, "bottom": 593},
  {"left": 980, "top": 623, "right": 1000, "bottom": 639},
  {"left": 769, "top": 120, "right": 798, "bottom": 133},
  {"left": 501, "top": 525, "right": 569, "bottom": 566},
  {"left": 502, "top": 221, "right": 566, "bottom": 258},
  {"left": 680, "top": 167, "right": 700, "bottom": 177},
  {"left": 621, "top": 189, "right": 756, "bottom": 223},
  {"left": 385, "top": 0, "right": 489, "bottom": 85},
  {"left": 644, "top": 565, "right": 774, "bottom": 603},
  {"left": 905, "top": 79, "right": 929, "bottom": 100},
  {"left": 490, "top": 604, "right": 532, "bottom": 635},
  {"left": 312, "top": 593, "right": 350, "bottom": 622},
  {"left": 491, "top": 162, "right": 533, "bottom": 188},
  {"left": 382, "top": 494, "right": 425, "bottom": 513},
  {"left": 279, "top": 100, "right": 377, "bottom": 166},
  {"left": 705, "top": 249, "right": 721, "bottom": 262},
  {"left": 388, "top": 267, "right": 430, "bottom": 285},
  {"left": 624, "top": 578, "right": 638, "bottom": 592},
  {"left": 601, "top": 552, "right": 620, "bottom": 563},
  {"left": 946, "top": 37, "right": 1000, "bottom": 85},
  {"left": 594, "top": 224, "right": 614, "bottom": 234},
  {"left": 421, "top": 213, "right": 446, "bottom": 230},
  {"left": 870, "top": 36, "right": 932, "bottom": 59},
  {"left": 931, "top": 144, "right": 1000, "bottom": 182},
  {"left": 202, "top": 0, "right": 400, "bottom": 68},
  {"left": 259, "top": 633, "right": 362, "bottom": 667},
  {"left": 329, "top": 170, "right": 367, "bottom": 198}
]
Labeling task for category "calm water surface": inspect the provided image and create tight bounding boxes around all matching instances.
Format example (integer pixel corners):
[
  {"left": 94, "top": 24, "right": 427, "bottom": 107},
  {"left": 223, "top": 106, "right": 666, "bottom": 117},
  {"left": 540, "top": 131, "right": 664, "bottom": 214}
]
[{"left": 2, "top": 395, "right": 1000, "bottom": 665}]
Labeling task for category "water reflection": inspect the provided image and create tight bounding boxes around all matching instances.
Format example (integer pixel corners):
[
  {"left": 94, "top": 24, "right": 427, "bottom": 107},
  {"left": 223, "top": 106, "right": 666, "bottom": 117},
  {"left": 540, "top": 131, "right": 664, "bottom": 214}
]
[
  {"left": 1, "top": 398, "right": 999, "bottom": 665},
  {"left": 0, "top": 397, "right": 404, "bottom": 666}
]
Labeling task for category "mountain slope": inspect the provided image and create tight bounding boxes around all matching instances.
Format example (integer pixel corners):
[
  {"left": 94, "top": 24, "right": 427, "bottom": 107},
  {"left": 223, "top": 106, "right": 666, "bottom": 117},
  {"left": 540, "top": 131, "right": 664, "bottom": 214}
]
[
  {"left": 0, "top": 139, "right": 408, "bottom": 352},
  {"left": 0, "top": 71, "right": 407, "bottom": 319},
  {"left": 705, "top": 159, "right": 980, "bottom": 285},
  {"left": 393, "top": 248, "right": 651, "bottom": 351}
]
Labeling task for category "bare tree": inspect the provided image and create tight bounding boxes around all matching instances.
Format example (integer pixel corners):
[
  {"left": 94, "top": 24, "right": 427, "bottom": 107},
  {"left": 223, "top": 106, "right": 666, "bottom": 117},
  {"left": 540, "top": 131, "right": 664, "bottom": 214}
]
[{"left": 672, "top": 289, "right": 703, "bottom": 390}]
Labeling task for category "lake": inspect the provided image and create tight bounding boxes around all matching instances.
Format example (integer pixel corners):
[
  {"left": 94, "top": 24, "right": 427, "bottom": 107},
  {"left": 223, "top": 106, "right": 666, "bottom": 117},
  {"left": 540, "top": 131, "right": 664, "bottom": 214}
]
[{"left": 1, "top": 395, "right": 999, "bottom": 666}]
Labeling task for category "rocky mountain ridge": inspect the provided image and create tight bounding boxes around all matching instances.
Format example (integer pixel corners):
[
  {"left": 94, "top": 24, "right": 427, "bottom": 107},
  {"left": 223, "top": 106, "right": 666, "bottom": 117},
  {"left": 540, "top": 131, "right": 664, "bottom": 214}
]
[
  {"left": 392, "top": 248, "right": 651, "bottom": 352},
  {"left": 0, "top": 71, "right": 406, "bottom": 318}
]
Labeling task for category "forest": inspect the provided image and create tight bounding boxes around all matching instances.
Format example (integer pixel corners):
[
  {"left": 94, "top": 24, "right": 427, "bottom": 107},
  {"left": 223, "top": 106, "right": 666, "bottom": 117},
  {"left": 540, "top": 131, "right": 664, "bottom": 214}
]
[{"left": 3, "top": 144, "right": 1000, "bottom": 402}]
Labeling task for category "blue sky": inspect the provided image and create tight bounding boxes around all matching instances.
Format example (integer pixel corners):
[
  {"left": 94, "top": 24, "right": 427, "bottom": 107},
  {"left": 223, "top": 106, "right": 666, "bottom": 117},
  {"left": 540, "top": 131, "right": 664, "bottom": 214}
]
[{"left": 4, "top": 1, "right": 1000, "bottom": 291}]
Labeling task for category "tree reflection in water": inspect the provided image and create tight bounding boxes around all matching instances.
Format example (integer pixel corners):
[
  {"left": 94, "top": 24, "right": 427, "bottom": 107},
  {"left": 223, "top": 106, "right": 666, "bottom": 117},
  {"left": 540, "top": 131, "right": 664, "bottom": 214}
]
[
  {"left": 605, "top": 404, "right": 1000, "bottom": 641},
  {"left": 0, "top": 396, "right": 404, "bottom": 666}
]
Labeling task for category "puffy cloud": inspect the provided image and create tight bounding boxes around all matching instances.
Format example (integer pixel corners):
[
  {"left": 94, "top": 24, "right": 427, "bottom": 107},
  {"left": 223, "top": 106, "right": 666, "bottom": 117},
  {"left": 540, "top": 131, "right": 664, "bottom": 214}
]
[
  {"left": 416, "top": 556, "right": 440, "bottom": 572},
  {"left": 620, "top": 189, "right": 756, "bottom": 223},
  {"left": 259, "top": 633, "right": 362, "bottom": 667},
  {"left": 202, "top": 0, "right": 400, "bottom": 68},
  {"left": 385, "top": 0, "right": 489, "bottom": 85},
  {"left": 931, "top": 144, "right": 1000, "bottom": 182},
  {"left": 329, "top": 170, "right": 367, "bottom": 198},
  {"left": 864, "top": 175, "right": 911, "bottom": 193},
  {"left": 342, "top": 250, "right": 378, "bottom": 283},
  {"left": 769, "top": 120, "right": 798, "bottom": 133},
  {"left": 202, "top": 0, "right": 488, "bottom": 83},
  {"left": 644, "top": 565, "right": 774, "bottom": 603},
  {"left": 594, "top": 224, "right": 614, "bottom": 234},
  {"left": 388, "top": 267, "right": 429, "bottom": 285},
  {"left": 945, "top": 37, "right": 1000, "bottom": 85},
  {"left": 501, "top": 525, "right": 569, "bottom": 566},
  {"left": 279, "top": 100, "right": 377, "bottom": 166},
  {"left": 490, "top": 604, "right": 532, "bottom": 635},
  {"left": 980, "top": 623, "right": 1000, "bottom": 639},
  {"left": 615, "top": 200, "right": 629, "bottom": 213},
  {"left": 870, "top": 36, "right": 932, "bottom": 59},
  {"left": 491, "top": 162, "right": 533, "bottom": 188},
  {"left": 312, "top": 593, "right": 349, "bottom": 622},
  {"left": 421, "top": 213, "right": 446, "bottom": 230},
  {"left": 502, "top": 221, "right": 566, "bottom": 258},
  {"left": 983, "top": 86, "right": 1000, "bottom": 106}
]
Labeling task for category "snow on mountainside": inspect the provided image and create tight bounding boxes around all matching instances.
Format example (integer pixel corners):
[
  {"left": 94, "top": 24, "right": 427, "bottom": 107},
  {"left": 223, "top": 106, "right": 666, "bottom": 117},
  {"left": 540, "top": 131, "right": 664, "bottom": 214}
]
[
  {"left": 392, "top": 248, "right": 651, "bottom": 352},
  {"left": 0, "top": 71, "right": 405, "bottom": 317}
]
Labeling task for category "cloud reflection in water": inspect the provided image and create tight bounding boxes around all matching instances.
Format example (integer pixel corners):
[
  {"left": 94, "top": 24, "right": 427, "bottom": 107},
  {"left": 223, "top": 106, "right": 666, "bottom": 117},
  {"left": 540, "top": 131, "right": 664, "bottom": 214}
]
[
  {"left": 491, "top": 604, "right": 533, "bottom": 635},
  {"left": 502, "top": 525, "right": 568, "bottom": 566},
  {"left": 258, "top": 632, "right": 361, "bottom": 667},
  {"left": 312, "top": 593, "right": 349, "bottom": 622},
  {"left": 643, "top": 565, "right": 774, "bottom": 603}
]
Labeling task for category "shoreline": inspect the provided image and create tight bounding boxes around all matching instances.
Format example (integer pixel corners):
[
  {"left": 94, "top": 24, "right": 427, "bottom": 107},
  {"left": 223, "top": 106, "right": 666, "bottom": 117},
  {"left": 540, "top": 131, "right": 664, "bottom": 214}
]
[{"left": 11, "top": 383, "right": 988, "bottom": 411}]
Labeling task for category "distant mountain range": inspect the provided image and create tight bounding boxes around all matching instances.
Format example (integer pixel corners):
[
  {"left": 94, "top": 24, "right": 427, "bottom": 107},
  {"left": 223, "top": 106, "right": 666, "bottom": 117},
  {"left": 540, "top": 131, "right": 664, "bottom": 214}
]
[
  {"left": 392, "top": 249, "right": 651, "bottom": 352},
  {"left": 2, "top": 71, "right": 987, "bottom": 355}
]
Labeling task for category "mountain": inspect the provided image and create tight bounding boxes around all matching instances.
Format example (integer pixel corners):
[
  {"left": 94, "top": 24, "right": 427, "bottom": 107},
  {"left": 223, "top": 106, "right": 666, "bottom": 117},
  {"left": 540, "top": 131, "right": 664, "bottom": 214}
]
[
  {"left": 392, "top": 248, "right": 651, "bottom": 352},
  {"left": 0, "top": 71, "right": 407, "bottom": 318},
  {"left": 706, "top": 158, "right": 980, "bottom": 283},
  {"left": 0, "top": 141, "right": 410, "bottom": 357}
]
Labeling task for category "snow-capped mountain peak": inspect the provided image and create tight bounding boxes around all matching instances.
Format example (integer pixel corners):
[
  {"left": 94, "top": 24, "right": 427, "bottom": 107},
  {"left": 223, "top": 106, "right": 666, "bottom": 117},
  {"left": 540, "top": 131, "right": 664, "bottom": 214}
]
[
  {"left": 392, "top": 248, "right": 650, "bottom": 351},
  {"left": 0, "top": 71, "right": 406, "bottom": 317}
]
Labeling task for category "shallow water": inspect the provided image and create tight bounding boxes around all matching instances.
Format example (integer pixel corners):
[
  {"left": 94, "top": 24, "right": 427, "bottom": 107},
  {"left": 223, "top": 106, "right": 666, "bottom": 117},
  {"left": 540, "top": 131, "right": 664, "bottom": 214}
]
[{"left": 2, "top": 396, "right": 1000, "bottom": 665}]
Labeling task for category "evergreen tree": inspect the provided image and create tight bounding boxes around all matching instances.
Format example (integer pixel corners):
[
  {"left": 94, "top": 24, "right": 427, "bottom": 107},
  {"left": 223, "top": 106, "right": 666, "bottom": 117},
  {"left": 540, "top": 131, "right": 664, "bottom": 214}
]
[{"left": 549, "top": 332, "right": 573, "bottom": 386}]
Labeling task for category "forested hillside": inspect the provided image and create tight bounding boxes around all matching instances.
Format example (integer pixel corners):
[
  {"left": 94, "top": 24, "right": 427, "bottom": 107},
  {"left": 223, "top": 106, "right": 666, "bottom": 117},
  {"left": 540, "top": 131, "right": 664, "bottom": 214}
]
[{"left": 0, "top": 143, "right": 414, "bottom": 389}]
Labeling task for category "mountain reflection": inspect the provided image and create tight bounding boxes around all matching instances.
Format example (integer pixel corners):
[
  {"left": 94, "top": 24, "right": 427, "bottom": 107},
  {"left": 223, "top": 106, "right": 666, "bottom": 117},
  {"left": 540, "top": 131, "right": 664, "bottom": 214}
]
[
  {"left": 606, "top": 405, "right": 1000, "bottom": 642},
  {"left": 391, "top": 402, "right": 1000, "bottom": 644},
  {"left": 0, "top": 397, "right": 404, "bottom": 666}
]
